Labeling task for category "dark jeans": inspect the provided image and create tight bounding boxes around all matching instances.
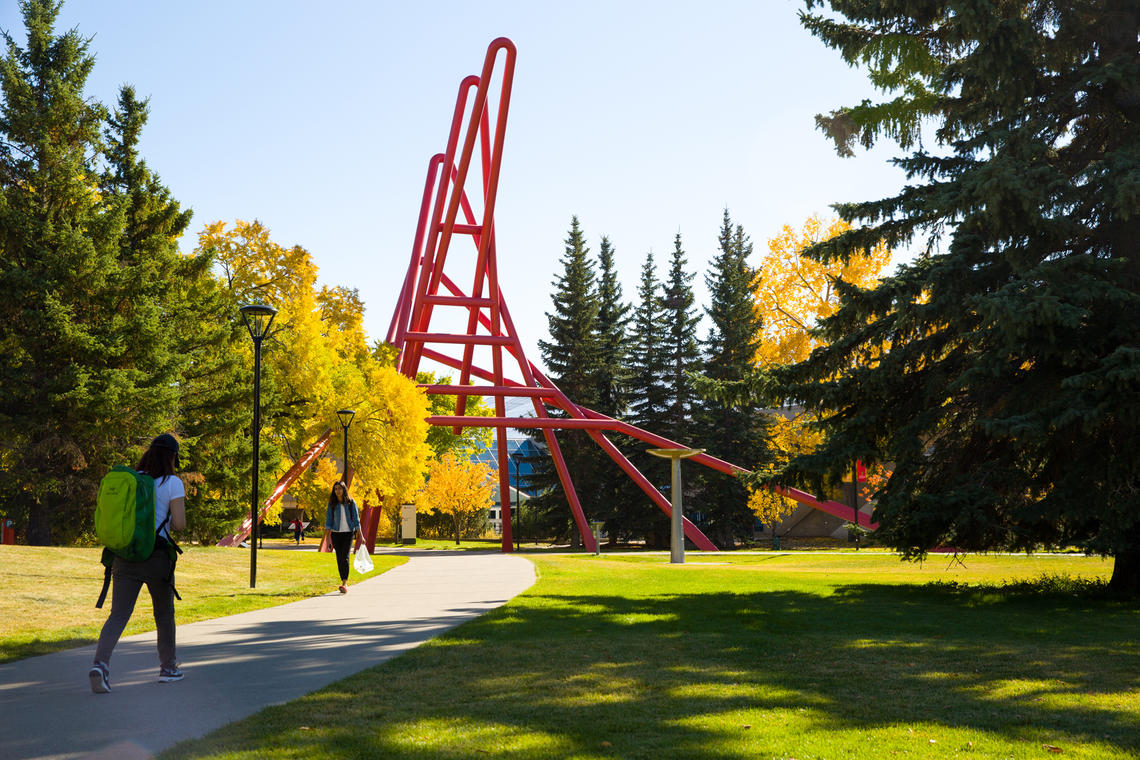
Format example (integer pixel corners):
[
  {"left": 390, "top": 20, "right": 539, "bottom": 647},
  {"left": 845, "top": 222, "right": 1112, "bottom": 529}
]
[
  {"left": 94, "top": 548, "right": 176, "bottom": 669},
  {"left": 331, "top": 530, "right": 353, "bottom": 582}
]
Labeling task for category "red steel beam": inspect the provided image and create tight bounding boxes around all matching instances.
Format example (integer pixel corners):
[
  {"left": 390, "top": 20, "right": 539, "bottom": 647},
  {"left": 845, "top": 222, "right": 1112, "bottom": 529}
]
[
  {"left": 217, "top": 428, "right": 333, "bottom": 547},
  {"left": 404, "top": 332, "right": 513, "bottom": 346},
  {"left": 419, "top": 384, "right": 556, "bottom": 397}
]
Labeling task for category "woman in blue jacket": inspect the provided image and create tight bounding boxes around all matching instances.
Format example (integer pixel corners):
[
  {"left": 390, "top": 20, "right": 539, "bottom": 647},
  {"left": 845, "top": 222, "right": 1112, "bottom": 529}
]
[{"left": 324, "top": 481, "right": 360, "bottom": 593}]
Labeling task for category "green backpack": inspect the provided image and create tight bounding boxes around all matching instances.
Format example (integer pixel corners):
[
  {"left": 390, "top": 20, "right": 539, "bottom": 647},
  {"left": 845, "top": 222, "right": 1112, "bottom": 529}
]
[
  {"left": 94, "top": 465, "right": 180, "bottom": 608},
  {"left": 95, "top": 465, "right": 157, "bottom": 562}
]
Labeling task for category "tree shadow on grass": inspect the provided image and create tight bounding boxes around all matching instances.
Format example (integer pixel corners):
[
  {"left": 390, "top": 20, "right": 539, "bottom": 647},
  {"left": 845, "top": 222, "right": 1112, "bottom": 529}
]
[{"left": 164, "top": 582, "right": 1139, "bottom": 759}]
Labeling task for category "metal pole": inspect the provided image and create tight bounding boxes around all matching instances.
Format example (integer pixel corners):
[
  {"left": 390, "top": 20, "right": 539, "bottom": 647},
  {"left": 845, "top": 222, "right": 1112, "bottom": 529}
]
[
  {"left": 670, "top": 457, "right": 683, "bottom": 564},
  {"left": 343, "top": 424, "right": 350, "bottom": 481},
  {"left": 250, "top": 337, "right": 262, "bottom": 588}
]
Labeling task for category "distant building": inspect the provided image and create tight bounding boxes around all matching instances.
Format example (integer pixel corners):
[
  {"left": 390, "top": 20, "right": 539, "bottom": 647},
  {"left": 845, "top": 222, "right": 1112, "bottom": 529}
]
[{"left": 467, "top": 396, "right": 542, "bottom": 535}]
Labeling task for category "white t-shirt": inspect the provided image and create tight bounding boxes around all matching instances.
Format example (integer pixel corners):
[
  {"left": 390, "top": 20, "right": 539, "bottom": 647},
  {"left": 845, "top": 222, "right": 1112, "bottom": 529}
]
[
  {"left": 152, "top": 474, "right": 185, "bottom": 540},
  {"left": 334, "top": 503, "right": 350, "bottom": 532}
]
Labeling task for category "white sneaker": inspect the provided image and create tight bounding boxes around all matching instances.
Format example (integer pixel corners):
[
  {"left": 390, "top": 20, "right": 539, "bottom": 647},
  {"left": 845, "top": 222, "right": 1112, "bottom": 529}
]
[
  {"left": 158, "top": 665, "right": 184, "bottom": 683},
  {"left": 89, "top": 662, "right": 111, "bottom": 694}
]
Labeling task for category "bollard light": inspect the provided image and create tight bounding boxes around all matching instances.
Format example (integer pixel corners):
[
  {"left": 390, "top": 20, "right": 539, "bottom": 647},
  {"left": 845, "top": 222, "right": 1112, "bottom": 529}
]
[{"left": 647, "top": 448, "right": 704, "bottom": 564}]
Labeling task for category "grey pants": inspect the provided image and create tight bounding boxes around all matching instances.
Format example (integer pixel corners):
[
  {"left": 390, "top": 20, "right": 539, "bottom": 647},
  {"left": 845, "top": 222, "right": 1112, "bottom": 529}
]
[{"left": 94, "top": 549, "right": 177, "bottom": 669}]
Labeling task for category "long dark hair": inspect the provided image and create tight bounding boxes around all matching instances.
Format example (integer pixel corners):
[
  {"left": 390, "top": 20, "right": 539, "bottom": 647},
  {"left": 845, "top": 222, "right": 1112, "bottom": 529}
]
[
  {"left": 137, "top": 441, "right": 177, "bottom": 481},
  {"left": 327, "top": 481, "right": 351, "bottom": 509}
]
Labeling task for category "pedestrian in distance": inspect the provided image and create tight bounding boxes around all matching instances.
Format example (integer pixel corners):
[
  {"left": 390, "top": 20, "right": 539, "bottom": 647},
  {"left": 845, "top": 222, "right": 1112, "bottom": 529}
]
[
  {"left": 90, "top": 434, "right": 186, "bottom": 694},
  {"left": 290, "top": 517, "right": 304, "bottom": 545},
  {"left": 324, "top": 481, "right": 360, "bottom": 594}
]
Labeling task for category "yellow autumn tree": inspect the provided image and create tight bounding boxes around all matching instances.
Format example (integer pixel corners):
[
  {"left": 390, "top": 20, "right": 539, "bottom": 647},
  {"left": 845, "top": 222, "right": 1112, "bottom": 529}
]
[
  {"left": 289, "top": 457, "right": 341, "bottom": 526},
  {"left": 200, "top": 220, "right": 432, "bottom": 530},
  {"left": 416, "top": 453, "right": 495, "bottom": 545},
  {"left": 199, "top": 220, "right": 336, "bottom": 524},
  {"left": 749, "top": 216, "right": 891, "bottom": 531},
  {"left": 756, "top": 216, "right": 891, "bottom": 366},
  {"left": 299, "top": 311, "right": 432, "bottom": 536}
]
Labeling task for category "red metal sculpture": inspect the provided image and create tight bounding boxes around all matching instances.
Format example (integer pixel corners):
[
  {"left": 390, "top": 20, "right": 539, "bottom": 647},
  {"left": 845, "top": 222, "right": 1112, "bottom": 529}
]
[
  {"left": 387, "top": 38, "right": 874, "bottom": 553},
  {"left": 217, "top": 428, "right": 333, "bottom": 547}
]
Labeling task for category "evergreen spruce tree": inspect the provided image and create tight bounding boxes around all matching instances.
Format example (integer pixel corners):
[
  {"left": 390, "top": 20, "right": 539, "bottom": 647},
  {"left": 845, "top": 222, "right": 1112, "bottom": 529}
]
[
  {"left": 533, "top": 216, "right": 602, "bottom": 540},
  {"left": 623, "top": 250, "right": 673, "bottom": 543},
  {"left": 591, "top": 235, "right": 634, "bottom": 541},
  {"left": 695, "top": 210, "right": 771, "bottom": 547},
  {"left": 786, "top": 1, "right": 1140, "bottom": 595},
  {"left": 100, "top": 84, "right": 193, "bottom": 427},
  {"left": 105, "top": 85, "right": 270, "bottom": 544},
  {"left": 628, "top": 251, "right": 671, "bottom": 432},
  {"left": 593, "top": 236, "right": 630, "bottom": 418},
  {"left": 661, "top": 232, "right": 702, "bottom": 444},
  {"left": 0, "top": 1, "right": 121, "bottom": 543},
  {"left": 538, "top": 216, "right": 601, "bottom": 407}
]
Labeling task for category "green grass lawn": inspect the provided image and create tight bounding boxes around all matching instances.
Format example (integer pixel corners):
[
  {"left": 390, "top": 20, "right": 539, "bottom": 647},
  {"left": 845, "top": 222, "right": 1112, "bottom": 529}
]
[
  {"left": 0, "top": 542, "right": 405, "bottom": 663},
  {"left": 160, "top": 552, "right": 1137, "bottom": 760}
]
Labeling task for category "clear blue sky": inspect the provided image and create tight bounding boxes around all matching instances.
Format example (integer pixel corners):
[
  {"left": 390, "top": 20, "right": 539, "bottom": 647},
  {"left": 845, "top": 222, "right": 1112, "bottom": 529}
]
[{"left": 2, "top": 1, "right": 910, "bottom": 375}]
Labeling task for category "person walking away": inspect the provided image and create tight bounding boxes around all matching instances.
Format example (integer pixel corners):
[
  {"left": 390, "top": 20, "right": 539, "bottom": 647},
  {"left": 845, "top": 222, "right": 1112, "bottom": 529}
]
[
  {"left": 90, "top": 434, "right": 186, "bottom": 693},
  {"left": 324, "top": 481, "right": 360, "bottom": 594},
  {"left": 291, "top": 517, "right": 303, "bottom": 545}
]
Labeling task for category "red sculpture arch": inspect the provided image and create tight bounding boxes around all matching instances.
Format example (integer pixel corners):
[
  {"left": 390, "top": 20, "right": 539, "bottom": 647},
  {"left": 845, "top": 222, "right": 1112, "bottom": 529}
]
[{"left": 387, "top": 38, "right": 874, "bottom": 552}]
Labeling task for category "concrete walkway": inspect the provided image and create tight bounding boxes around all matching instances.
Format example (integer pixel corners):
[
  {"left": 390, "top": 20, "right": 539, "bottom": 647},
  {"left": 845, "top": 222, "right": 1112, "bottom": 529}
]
[{"left": 0, "top": 550, "right": 536, "bottom": 760}]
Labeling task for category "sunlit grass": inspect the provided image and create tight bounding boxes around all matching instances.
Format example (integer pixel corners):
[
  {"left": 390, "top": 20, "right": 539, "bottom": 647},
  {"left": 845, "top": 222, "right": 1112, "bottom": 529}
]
[
  {"left": 158, "top": 552, "right": 1136, "bottom": 759},
  {"left": 0, "top": 545, "right": 405, "bottom": 662}
]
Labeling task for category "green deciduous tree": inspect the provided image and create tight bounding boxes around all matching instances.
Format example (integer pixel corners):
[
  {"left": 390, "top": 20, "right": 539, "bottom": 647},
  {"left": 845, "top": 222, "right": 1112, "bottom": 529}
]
[
  {"left": 786, "top": 1, "right": 1140, "bottom": 595},
  {"left": 416, "top": 371, "right": 494, "bottom": 459}
]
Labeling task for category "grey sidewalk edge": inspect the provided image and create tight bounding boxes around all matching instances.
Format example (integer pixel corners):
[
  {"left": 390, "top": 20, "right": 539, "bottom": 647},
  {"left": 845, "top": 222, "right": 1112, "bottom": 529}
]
[{"left": 0, "top": 552, "right": 536, "bottom": 760}]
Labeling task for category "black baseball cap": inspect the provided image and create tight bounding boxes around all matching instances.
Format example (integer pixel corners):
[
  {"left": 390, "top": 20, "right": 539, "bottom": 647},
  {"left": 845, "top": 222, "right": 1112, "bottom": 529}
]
[{"left": 152, "top": 433, "right": 181, "bottom": 466}]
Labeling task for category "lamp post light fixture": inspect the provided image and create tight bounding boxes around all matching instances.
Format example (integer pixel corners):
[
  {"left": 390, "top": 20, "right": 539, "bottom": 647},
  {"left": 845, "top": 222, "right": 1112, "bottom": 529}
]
[
  {"left": 647, "top": 447, "right": 704, "bottom": 564},
  {"left": 336, "top": 409, "right": 356, "bottom": 483},
  {"left": 240, "top": 303, "right": 277, "bottom": 589}
]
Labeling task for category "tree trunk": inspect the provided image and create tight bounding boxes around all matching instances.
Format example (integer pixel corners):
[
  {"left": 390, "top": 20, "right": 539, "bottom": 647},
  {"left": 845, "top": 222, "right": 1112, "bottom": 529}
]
[
  {"left": 1108, "top": 547, "right": 1140, "bottom": 598},
  {"left": 25, "top": 497, "right": 52, "bottom": 545},
  {"left": 453, "top": 516, "right": 460, "bottom": 545}
]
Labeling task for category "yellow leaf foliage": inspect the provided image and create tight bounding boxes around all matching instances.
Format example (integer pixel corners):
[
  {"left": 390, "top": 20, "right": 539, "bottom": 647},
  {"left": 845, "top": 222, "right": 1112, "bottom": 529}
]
[
  {"left": 747, "top": 412, "right": 823, "bottom": 525},
  {"left": 755, "top": 216, "right": 892, "bottom": 366},
  {"left": 748, "top": 216, "right": 892, "bottom": 524},
  {"left": 415, "top": 453, "right": 496, "bottom": 541},
  {"left": 199, "top": 220, "right": 432, "bottom": 524}
]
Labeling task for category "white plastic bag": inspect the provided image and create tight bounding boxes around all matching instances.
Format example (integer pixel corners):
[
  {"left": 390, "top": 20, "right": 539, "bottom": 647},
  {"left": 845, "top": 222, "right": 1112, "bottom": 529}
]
[{"left": 353, "top": 543, "right": 374, "bottom": 574}]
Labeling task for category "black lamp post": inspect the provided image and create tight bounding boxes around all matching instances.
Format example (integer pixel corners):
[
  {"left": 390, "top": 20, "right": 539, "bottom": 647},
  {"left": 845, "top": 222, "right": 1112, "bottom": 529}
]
[
  {"left": 336, "top": 409, "right": 355, "bottom": 482},
  {"left": 240, "top": 303, "right": 277, "bottom": 589}
]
